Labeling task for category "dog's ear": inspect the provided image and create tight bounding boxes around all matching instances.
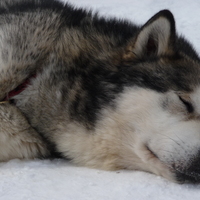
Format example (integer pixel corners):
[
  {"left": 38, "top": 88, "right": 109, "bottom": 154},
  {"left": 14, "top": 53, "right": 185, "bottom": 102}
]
[{"left": 124, "top": 10, "right": 176, "bottom": 60}]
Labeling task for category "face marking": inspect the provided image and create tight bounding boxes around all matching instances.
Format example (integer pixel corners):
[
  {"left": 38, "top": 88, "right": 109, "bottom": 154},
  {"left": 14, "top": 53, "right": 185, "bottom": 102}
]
[{"left": 98, "top": 87, "right": 200, "bottom": 182}]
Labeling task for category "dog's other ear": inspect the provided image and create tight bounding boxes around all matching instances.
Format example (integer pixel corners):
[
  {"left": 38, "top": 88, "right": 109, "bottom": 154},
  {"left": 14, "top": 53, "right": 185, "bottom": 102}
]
[{"left": 124, "top": 10, "right": 176, "bottom": 60}]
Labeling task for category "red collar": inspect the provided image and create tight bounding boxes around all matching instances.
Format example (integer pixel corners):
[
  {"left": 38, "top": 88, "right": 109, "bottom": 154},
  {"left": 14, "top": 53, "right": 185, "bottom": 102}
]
[{"left": 3, "top": 74, "right": 36, "bottom": 101}]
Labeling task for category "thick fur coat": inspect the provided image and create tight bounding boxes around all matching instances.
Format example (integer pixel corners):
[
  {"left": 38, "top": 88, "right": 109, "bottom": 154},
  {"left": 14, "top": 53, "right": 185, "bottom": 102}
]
[{"left": 1, "top": 0, "right": 200, "bottom": 183}]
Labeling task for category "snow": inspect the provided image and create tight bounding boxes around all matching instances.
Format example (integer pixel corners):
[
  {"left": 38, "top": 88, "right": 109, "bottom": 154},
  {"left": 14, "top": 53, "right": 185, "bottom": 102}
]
[
  {"left": 1, "top": 0, "right": 200, "bottom": 199},
  {"left": 2, "top": 160, "right": 200, "bottom": 200}
]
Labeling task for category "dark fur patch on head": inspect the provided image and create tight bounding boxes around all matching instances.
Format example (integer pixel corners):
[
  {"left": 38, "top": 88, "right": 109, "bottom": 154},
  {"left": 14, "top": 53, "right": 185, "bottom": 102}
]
[{"left": 176, "top": 36, "right": 200, "bottom": 61}]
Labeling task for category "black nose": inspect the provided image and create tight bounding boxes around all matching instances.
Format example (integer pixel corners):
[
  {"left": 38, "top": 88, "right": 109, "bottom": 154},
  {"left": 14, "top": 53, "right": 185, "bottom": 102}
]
[{"left": 175, "top": 157, "right": 200, "bottom": 183}]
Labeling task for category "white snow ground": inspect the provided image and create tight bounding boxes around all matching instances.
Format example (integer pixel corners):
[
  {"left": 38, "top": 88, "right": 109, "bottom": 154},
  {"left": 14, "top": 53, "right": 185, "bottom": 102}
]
[{"left": 1, "top": 0, "right": 200, "bottom": 199}]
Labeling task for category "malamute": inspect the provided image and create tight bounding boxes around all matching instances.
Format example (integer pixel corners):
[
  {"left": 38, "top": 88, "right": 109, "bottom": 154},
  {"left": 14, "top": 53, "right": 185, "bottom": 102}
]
[{"left": 0, "top": 0, "right": 200, "bottom": 183}]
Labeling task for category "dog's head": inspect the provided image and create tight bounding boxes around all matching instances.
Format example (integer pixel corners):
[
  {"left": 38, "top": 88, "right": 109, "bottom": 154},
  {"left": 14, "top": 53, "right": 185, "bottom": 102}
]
[
  {"left": 55, "top": 9, "right": 200, "bottom": 184},
  {"left": 114, "top": 10, "right": 200, "bottom": 183}
]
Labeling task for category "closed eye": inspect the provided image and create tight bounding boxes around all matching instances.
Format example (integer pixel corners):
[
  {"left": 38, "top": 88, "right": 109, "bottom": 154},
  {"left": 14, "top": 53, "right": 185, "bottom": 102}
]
[{"left": 178, "top": 96, "right": 194, "bottom": 113}]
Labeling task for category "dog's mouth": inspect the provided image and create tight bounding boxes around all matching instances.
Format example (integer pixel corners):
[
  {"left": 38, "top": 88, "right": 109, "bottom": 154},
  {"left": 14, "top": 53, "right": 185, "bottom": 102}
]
[
  {"left": 3, "top": 74, "right": 36, "bottom": 102},
  {"left": 175, "top": 170, "right": 200, "bottom": 184},
  {"left": 147, "top": 146, "right": 200, "bottom": 183},
  {"left": 173, "top": 158, "right": 200, "bottom": 183}
]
